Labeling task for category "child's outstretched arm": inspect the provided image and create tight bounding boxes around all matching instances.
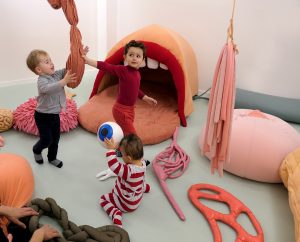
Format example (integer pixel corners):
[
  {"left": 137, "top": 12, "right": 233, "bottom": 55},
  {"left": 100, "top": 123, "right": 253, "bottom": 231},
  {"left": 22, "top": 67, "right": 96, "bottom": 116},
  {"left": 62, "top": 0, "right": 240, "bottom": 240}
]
[
  {"left": 104, "top": 138, "right": 131, "bottom": 180},
  {"left": 82, "top": 46, "right": 97, "bottom": 68}
]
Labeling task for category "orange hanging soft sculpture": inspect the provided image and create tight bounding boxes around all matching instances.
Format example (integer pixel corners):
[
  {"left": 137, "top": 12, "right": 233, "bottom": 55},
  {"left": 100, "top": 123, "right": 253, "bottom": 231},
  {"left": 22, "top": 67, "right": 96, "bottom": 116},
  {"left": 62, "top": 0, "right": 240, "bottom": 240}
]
[{"left": 47, "top": 0, "right": 85, "bottom": 88}]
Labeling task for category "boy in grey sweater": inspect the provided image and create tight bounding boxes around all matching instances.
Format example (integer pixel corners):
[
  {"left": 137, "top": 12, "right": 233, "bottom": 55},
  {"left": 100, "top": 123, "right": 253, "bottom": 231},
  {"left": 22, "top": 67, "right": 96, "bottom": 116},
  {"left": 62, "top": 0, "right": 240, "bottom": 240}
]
[{"left": 26, "top": 49, "right": 76, "bottom": 168}]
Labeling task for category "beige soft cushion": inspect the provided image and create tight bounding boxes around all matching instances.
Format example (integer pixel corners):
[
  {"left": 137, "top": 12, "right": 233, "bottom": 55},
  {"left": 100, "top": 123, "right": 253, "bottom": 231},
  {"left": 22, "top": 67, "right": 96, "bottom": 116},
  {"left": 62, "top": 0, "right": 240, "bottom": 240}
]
[
  {"left": 0, "top": 109, "right": 13, "bottom": 132},
  {"left": 78, "top": 82, "right": 180, "bottom": 145},
  {"left": 280, "top": 147, "right": 300, "bottom": 242}
]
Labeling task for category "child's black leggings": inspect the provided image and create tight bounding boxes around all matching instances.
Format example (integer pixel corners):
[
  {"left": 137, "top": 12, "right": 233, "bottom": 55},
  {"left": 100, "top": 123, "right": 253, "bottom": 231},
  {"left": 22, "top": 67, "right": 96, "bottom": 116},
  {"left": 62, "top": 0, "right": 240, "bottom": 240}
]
[{"left": 33, "top": 111, "right": 60, "bottom": 161}]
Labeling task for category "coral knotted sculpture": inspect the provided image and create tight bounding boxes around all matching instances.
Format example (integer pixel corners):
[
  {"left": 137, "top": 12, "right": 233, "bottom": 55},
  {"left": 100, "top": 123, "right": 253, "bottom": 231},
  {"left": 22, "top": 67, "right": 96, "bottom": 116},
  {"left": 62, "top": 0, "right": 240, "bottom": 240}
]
[
  {"left": 188, "top": 184, "right": 264, "bottom": 242},
  {"left": 13, "top": 97, "right": 78, "bottom": 135},
  {"left": 0, "top": 108, "right": 13, "bottom": 132},
  {"left": 28, "top": 197, "right": 130, "bottom": 242},
  {"left": 47, "top": 0, "right": 85, "bottom": 88}
]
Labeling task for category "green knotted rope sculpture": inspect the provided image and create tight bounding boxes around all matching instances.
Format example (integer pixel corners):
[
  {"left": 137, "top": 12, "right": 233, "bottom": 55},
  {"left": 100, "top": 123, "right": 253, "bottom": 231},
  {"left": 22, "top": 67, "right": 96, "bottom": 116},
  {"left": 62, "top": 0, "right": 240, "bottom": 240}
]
[{"left": 28, "top": 197, "right": 130, "bottom": 242}]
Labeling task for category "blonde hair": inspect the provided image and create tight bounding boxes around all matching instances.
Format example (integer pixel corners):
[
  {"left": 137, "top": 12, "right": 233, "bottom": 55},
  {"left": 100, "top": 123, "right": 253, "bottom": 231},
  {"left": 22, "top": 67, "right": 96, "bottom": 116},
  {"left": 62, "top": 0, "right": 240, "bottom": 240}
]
[{"left": 26, "top": 49, "right": 48, "bottom": 74}]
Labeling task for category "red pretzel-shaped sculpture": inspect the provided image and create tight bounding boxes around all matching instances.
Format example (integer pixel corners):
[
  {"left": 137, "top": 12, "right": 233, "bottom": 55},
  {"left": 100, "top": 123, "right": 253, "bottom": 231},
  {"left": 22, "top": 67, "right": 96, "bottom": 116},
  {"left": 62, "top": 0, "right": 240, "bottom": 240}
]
[{"left": 188, "top": 184, "right": 264, "bottom": 242}]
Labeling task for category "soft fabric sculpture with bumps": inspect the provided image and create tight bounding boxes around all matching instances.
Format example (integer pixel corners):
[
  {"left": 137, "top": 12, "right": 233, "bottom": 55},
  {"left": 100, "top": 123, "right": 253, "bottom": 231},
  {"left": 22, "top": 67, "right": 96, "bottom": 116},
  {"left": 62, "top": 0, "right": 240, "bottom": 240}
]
[
  {"left": 13, "top": 97, "right": 78, "bottom": 135},
  {"left": 0, "top": 109, "right": 13, "bottom": 132}
]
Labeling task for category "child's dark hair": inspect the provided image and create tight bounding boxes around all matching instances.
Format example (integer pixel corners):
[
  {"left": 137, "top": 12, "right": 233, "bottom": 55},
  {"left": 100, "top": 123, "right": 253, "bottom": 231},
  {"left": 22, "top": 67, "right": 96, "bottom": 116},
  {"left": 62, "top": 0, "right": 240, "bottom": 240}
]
[
  {"left": 124, "top": 40, "right": 146, "bottom": 58},
  {"left": 119, "top": 134, "right": 144, "bottom": 160}
]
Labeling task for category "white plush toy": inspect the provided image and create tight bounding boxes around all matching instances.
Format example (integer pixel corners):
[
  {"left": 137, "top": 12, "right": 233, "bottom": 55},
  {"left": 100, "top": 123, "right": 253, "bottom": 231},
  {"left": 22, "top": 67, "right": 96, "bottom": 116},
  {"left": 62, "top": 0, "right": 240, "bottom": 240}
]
[{"left": 96, "top": 168, "right": 117, "bottom": 181}]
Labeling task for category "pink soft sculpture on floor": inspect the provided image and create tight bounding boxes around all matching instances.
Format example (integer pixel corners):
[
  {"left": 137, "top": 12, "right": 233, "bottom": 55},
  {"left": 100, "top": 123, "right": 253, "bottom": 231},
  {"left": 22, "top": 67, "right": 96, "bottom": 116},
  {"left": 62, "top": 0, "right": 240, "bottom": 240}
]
[
  {"left": 13, "top": 97, "right": 78, "bottom": 135},
  {"left": 200, "top": 109, "right": 300, "bottom": 183}
]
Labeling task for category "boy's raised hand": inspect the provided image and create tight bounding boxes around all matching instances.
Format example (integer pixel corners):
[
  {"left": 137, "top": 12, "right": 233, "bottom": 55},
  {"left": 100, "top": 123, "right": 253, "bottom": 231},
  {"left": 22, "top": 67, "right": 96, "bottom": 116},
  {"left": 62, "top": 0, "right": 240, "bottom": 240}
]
[
  {"left": 65, "top": 70, "right": 77, "bottom": 83},
  {"left": 60, "top": 70, "right": 77, "bottom": 86}
]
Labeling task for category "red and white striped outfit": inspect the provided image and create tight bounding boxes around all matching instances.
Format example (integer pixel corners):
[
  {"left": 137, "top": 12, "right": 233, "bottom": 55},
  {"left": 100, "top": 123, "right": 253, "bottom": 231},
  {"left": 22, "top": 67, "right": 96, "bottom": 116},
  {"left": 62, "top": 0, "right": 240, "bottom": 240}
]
[{"left": 99, "top": 150, "right": 150, "bottom": 227}]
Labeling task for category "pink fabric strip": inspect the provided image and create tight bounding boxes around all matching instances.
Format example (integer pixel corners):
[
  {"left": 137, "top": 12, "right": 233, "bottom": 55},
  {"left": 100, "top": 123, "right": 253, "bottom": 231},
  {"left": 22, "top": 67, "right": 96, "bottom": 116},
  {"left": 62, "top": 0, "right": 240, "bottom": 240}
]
[
  {"left": 202, "top": 42, "right": 236, "bottom": 176},
  {"left": 152, "top": 127, "right": 190, "bottom": 220}
]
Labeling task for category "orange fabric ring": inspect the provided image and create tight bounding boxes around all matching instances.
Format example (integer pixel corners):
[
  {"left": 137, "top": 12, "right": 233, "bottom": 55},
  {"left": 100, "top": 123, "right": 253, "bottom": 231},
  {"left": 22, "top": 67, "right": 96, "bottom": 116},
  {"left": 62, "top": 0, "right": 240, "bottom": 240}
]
[{"left": 188, "top": 183, "right": 264, "bottom": 242}]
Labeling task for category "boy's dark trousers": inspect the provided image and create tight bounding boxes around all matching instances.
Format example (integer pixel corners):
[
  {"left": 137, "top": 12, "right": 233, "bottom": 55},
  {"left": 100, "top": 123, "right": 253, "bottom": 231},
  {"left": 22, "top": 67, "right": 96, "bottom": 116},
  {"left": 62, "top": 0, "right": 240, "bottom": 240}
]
[{"left": 33, "top": 111, "right": 60, "bottom": 161}]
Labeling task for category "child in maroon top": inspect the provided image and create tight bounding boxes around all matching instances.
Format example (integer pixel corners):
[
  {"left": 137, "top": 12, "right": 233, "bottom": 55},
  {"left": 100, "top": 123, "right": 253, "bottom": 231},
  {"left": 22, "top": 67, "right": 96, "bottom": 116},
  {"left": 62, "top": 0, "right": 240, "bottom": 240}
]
[{"left": 82, "top": 40, "right": 157, "bottom": 135}]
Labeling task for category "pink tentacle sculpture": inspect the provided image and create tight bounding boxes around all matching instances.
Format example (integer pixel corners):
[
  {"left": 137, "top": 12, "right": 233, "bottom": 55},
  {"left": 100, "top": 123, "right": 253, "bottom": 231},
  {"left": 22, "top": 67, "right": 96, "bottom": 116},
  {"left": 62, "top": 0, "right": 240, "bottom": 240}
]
[{"left": 152, "top": 127, "right": 190, "bottom": 220}]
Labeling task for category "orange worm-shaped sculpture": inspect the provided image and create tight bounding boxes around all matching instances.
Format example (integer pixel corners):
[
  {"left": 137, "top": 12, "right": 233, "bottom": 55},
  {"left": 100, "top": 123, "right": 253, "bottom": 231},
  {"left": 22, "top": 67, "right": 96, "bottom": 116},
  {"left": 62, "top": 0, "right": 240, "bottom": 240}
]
[{"left": 47, "top": 0, "right": 85, "bottom": 88}]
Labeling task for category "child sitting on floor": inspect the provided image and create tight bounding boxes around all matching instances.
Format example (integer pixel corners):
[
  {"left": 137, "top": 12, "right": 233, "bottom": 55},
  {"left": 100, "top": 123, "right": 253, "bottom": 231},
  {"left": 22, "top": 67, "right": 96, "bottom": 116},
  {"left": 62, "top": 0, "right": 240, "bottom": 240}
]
[{"left": 99, "top": 134, "right": 150, "bottom": 227}]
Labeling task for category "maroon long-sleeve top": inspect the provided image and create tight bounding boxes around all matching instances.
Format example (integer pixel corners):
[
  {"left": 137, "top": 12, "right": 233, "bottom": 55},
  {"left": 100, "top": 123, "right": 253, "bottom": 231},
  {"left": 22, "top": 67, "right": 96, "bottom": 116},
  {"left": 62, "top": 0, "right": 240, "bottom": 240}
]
[{"left": 97, "top": 61, "right": 145, "bottom": 106}]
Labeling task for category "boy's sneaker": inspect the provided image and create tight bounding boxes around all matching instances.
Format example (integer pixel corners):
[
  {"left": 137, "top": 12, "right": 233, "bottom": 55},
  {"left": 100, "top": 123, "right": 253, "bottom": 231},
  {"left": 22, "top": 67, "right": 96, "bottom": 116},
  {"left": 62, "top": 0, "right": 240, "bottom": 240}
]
[
  {"left": 33, "top": 152, "right": 44, "bottom": 164},
  {"left": 49, "top": 159, "right": 63, "bottom": 168}
]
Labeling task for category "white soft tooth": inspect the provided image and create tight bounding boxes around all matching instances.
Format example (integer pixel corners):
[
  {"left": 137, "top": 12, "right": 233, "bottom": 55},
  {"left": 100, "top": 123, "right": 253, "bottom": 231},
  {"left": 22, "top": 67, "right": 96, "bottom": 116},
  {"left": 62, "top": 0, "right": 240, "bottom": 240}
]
[
  {"left": 147, "top": 57, "right": 159, "bottom": 69},
  {"left": 159, "top": 63, "right": 168, "bottom": 70},
  {"left": 140, "top": 59, "right": 146, "bottom": 67}
]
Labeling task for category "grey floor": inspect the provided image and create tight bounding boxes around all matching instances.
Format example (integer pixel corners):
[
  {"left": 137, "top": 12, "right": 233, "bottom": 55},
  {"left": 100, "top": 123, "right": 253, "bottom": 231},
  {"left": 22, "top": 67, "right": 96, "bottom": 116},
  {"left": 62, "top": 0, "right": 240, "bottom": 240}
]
[{"left": 0, "top": 70, "right": 298, "bottom": 242}]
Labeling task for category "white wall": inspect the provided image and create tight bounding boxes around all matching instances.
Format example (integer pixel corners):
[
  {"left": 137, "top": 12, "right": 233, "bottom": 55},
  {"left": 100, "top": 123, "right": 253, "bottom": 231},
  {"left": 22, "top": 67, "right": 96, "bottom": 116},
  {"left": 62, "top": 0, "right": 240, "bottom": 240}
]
[
  {"left": 0, "top": 0, "right": 102, "bottom": 86},
  {"left": 107, "top": 0, "right": 300, "bottom": 99},
  {"left": 1, "top": 0, "right": 299, "bottom": 99}
]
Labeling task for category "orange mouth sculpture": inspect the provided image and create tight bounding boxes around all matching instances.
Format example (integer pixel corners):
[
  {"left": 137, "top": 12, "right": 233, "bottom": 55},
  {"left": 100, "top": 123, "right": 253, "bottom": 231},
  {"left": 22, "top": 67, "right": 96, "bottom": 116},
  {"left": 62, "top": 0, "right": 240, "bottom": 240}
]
[{"left": 79, "top": 24, "right": 199, "bottom": 144}]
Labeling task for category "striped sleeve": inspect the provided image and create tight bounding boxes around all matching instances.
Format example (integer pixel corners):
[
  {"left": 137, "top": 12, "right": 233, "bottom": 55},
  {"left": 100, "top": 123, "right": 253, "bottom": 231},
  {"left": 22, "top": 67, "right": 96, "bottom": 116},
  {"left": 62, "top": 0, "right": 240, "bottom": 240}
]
[{"left": 106, "top": 150, "right": 130, "bottom": 180}]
